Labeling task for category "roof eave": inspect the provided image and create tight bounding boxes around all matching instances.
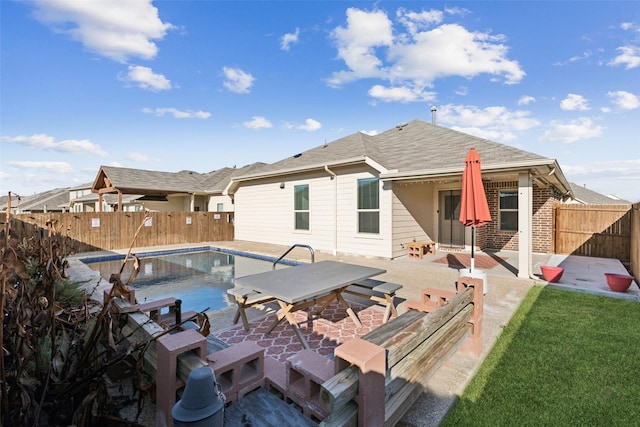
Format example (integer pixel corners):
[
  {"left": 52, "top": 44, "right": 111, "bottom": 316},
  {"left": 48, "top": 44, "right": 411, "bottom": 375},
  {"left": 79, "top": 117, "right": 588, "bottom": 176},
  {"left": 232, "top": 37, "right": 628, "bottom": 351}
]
[
  {"left": 381, "top": 158, "right": 573, "bottom": 197},
  {"left": 225, "top": 156, "right": 372, "bottom": 194}
]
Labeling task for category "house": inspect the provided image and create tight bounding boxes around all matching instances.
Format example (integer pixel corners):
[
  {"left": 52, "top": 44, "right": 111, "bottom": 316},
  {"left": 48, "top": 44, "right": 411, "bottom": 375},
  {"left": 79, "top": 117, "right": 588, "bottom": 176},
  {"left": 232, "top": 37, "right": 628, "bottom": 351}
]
[
  {"left": 67, "top": 182, "right": 146, "bottom": 212},
  {"left": 0, "top": 188, "right": 71, "bottom": 213},
  {"left": 225, "top": 119, "right": 573, "bottom": 278},
  {"left": 90, "top": 163, "right": 267, "bottom": 212},
  {"left": 567, "top": 182, "right": 631, "bottom": 205}
]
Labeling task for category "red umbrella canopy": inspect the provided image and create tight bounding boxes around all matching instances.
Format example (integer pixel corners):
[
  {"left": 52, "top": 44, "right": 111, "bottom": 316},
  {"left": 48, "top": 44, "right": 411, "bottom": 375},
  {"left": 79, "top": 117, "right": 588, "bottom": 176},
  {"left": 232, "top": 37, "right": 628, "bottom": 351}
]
[{"left": 459, "top": 148, "right": 491, "bottom": 227}]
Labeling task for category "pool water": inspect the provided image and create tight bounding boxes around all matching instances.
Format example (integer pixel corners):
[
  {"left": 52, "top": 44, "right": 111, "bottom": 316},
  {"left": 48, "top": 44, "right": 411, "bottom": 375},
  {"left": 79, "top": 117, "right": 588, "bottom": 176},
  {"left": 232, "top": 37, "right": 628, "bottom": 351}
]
[{"left": 84, "top": 249, "right": 290, "bottom": 313}]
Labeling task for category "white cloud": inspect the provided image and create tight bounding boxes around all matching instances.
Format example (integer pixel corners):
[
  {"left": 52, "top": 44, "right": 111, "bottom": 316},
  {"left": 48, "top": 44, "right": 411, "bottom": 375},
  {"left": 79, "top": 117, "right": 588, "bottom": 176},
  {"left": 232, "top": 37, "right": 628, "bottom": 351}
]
[
  {"left": 608, "top": 90, "right": 640, "bottom": 110},
  {"left": 296, "top": 118, "right": 322, "bottom": 131},
  {"left": 281, "top": 28, "right": 300, "bottom": 51},
  {"left": 518, "top": 95, "right": 536, "bottom": 106},
  {"left": 329, "top": 8, "right": 394, "bottom": 86},
  {"left": 120, "top": 65, "right": 171, "bottom": 91},
  {"left": 243, "top": 116, "right": 272, "bottom": 129},
  {"left": 560, "top": 94, "right": 590, "bottom": 111},
  {"left": 9, "top": 160, "right": 74, "bottom": 174},
  {"left": 360, "top": 129, "right": 378, "bottom": 136},
  {"left": 1, "top": 134, "right": 107, "bottom": 156},
  {"left": 436, "top": 104, "right": 540, "bottom": 142},
  {"left": 142, "top": 107, "right": 210, "bottom": 119},
  {"left": 30, "top": 0, "right": 173, "bottom": 62},
  {"left": 368, "top": 84, "right": 436, "bottom": 103},
  {"left": 609, "top": 46, "right": 640, "bottom": 69},
  {"left": 540, "top": 117, "right": 604, "bottom": 143},
  {"left": 561, "top": 158, "right": 640, "bottom": 202},
  {"left": 454, "top": 86, "right": 468, "bottom": 96},
  {"left": 223, "top": 67, "right": 255, "bottom": 94},
  {"left": 396, "top": 8, "right": 444, "bottom": 35},
  {"left": 554, "top": 50, "right": 591, "bottom": 66},
  {"left": 126, "top": 152, "right": 150, "bottom": 162},
  {"left": 328, "top": 8, "right": 525, "bottom": 91}
]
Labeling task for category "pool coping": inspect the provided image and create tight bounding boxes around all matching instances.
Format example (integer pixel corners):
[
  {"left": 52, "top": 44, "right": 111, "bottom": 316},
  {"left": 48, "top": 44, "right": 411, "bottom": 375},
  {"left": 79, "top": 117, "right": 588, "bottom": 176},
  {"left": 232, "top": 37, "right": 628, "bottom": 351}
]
[{"left": 78, "top": 245, "right": 302, "bottom": 266}]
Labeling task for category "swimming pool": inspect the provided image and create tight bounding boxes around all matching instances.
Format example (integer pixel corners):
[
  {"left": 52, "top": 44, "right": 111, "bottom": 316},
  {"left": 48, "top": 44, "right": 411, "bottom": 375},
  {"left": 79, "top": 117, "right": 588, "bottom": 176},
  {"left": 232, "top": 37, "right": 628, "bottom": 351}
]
[{"left": 83, "top": 248, "right": 296, "bottom": 313}]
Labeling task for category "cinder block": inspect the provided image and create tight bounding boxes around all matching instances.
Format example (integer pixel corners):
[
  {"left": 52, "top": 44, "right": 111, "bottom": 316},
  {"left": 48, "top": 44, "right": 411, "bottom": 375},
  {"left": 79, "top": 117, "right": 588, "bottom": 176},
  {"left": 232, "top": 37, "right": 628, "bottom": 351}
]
[
  {"left": 286, "top": 350, "right": 335, "bottom": 419},
  {"left": 156, "top": 329, "right": 206, "bottom": 427},
  {"left": 206, "top": 341, "right": 264, "bottom": 403}
]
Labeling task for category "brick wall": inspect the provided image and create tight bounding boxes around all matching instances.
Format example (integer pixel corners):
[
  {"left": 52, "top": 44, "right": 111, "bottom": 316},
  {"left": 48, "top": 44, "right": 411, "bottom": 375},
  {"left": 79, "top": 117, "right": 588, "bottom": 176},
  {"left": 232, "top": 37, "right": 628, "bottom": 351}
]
[{"left": 478, "top": 181, "right": 560, "bottom": 254}]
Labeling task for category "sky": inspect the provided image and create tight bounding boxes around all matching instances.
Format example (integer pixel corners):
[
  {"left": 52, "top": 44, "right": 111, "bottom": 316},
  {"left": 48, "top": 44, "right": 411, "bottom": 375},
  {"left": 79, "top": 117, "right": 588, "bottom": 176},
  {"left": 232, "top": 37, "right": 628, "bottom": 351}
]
[{"left": 1, "top": 1, "right": 639, "bottom": 202}]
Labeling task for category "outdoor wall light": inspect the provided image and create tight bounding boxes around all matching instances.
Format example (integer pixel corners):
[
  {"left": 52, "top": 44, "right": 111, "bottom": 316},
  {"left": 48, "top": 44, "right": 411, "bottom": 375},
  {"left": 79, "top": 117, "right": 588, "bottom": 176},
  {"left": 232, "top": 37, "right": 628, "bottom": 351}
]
[{"left": 280, "top": 182, "right": 285, "bottom": 189}]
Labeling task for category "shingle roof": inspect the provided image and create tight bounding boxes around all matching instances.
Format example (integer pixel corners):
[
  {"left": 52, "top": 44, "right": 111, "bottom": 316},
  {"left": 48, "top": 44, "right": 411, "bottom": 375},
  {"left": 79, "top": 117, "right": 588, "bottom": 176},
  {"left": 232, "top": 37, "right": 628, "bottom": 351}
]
[
  {"left": 569, "top": 183, "right": 630, "bottom": 205},
  {"left": 95, "top": 162, "right": 268, "bottom": 195},
  {"left": 240, "top": 119, "right": 548, "bottom": 176},
  {"left": 3, "top": 188, "right": 70, "bottom": 212},
  {"left": 97, "top": 166, "right": 205, "bottom": 193}
]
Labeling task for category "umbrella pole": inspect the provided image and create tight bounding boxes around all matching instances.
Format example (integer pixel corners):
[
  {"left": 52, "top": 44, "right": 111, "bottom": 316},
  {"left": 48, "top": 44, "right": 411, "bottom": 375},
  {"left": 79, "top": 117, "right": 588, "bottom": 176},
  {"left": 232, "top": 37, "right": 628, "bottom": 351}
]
[{"left": 470, "top": 226, "right": 475, "bottom": 273}]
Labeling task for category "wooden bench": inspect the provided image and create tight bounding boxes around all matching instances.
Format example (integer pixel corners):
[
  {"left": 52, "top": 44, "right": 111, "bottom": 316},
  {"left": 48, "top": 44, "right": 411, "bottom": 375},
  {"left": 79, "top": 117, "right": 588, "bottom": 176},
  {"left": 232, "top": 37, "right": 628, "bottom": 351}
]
[
  {"left": 407, "top": 240, "right": 437, "bottom": 259},
  {"left": 343, "top": 278, "right": 402, "bottom": 323},
  {"left": 227, "top": 286, "right": 276, "bottom": 331},
  {"left": 133, "top": 296, "right": 198, "bottom": 328}
]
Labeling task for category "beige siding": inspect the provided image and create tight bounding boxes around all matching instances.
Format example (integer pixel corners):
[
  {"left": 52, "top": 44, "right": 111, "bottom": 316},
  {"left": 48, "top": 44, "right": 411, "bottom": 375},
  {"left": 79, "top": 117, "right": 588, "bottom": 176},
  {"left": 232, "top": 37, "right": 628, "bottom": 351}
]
[
  {"left": 143, "top": 195, "right": 191, "bottom": 212},
  {"left": 208, "top": 195, "right": 234, "bottom": 212},
  {"left": 391, "top": 182, "right": 437, "bottom": 258},
  {"left": 234, "top": 166, "right": 393, "bottom": 258}
]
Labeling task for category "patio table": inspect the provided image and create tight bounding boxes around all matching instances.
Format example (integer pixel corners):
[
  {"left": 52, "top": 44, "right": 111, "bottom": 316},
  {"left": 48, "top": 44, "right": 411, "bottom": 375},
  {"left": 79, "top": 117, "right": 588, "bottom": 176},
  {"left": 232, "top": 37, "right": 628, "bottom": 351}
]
[{"left": 234, "top": 260, "right": 386, "bottom": 348}]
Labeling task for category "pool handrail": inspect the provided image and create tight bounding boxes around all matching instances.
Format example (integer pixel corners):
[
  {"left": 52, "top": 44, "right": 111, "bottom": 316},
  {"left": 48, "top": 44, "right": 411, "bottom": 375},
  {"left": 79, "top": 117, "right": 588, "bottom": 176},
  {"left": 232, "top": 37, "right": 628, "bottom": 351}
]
[{"left": 273, "top": 244, "right": 315, "bottom": 269}]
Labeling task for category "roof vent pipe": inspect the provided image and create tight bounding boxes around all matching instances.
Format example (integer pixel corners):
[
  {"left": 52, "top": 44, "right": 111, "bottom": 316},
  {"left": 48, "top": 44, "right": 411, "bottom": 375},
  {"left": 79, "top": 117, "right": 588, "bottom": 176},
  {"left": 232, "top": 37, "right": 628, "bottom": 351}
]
[{"left": 430, "top": 106, "right": 437, "bottom": 125}]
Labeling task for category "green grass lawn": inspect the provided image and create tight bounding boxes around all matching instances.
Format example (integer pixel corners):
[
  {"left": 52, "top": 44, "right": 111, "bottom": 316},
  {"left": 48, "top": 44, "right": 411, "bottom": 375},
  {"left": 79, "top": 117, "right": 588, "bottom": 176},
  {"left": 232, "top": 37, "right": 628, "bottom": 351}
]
[{"left": 442, "top": 286, "right": 640, "bottom": 427}]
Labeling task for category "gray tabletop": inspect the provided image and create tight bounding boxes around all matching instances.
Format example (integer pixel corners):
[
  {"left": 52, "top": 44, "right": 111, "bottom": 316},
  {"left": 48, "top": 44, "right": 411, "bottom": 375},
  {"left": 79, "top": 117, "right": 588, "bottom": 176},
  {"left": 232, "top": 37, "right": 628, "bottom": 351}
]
[{"left": 234, "top": 260, "right": 386, "bottom": 304}]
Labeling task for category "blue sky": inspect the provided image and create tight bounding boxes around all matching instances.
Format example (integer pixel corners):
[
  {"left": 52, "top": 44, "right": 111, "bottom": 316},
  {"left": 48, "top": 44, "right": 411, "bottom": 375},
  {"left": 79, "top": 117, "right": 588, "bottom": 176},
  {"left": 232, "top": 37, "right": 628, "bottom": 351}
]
[{"left": 1, "top": 1, "right": 639, "bottom": 202}]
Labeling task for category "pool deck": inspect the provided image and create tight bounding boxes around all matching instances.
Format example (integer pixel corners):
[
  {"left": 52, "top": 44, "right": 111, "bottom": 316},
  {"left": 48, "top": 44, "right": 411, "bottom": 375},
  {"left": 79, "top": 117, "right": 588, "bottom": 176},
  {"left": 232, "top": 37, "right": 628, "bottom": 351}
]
[{"left": 67, "top": 241, "right": 638, "bottom": 426}]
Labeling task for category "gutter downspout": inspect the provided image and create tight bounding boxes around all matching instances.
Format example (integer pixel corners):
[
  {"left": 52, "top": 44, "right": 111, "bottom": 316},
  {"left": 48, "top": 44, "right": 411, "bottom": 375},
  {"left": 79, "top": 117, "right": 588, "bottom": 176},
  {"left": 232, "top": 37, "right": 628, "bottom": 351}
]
[{"left": 325, "top": 165, "right": 338, "bottom": 256}]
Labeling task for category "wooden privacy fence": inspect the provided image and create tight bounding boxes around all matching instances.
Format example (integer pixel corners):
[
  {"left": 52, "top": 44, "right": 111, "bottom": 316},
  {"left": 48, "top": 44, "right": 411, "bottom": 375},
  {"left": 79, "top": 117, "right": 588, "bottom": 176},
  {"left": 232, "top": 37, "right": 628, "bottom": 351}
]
[
  {"left": 11, "top": 211, "right": 234, "bottom": 252},
  {"left": 554, "top": 204, "right": 632, "bottom": 261}
]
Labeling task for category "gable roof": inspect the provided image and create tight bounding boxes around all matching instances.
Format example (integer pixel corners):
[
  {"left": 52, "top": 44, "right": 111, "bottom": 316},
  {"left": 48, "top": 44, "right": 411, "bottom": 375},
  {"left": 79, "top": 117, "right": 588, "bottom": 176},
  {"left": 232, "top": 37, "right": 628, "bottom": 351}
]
[
  {"left": 92, "top": 163, "right": 268, "bottom": 196},
  {"left": 569, "top": 183, "right": 631, "bottom": 205},
  {"left": 228, "top": 119, "right": 571, "bottom": 195}
]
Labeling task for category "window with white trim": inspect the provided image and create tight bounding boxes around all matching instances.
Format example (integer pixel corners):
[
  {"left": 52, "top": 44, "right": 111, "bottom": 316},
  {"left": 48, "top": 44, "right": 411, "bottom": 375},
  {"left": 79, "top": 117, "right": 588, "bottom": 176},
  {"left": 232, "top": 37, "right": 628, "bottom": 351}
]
[
  {"left": 357, "top": 177, "right": 379, "bottom": 234},
  {"left": 294, "top": 184, "right": 309, "bottom": 230},
  {"left": 499, "top": 189, "right": 518, "bottom": 231}
]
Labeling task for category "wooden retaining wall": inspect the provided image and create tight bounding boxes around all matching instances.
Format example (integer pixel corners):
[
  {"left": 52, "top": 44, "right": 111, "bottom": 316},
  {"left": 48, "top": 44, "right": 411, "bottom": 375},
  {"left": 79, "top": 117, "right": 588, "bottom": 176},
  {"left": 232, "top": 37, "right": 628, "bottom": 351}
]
[
  {"left": 320, "top": 277, "right": 483, "bottom": 427},
  {"left": 554, "top": 204, "right": 632, "bottom": 261},
  {"left": 11, "top": 211, "right": 234, "bottom": 252}
]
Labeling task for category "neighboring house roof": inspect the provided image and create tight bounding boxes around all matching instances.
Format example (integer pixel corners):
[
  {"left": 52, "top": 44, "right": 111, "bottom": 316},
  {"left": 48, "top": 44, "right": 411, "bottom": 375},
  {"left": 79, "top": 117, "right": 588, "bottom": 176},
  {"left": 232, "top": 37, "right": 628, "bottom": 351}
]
[
  {"left": 93, "top": 166, "right": 207, "bottom": 195},
  {"left": 569, "top": 182, "right": 631, "bottom": 205},
  {"left": 92, "top": 163, "right": 268, "bottom": 196},
  {"left": 2, "top": 188, "right": 71, "bottom": 212},
  {"left": 69, "top": 182, "right": 94, "bottom": 191},
  {"left": 227, "top": 119, "right": 572, "bottom": 196},
  {"left": 201, "top": 163, "right": 269, "bottom": 193}
]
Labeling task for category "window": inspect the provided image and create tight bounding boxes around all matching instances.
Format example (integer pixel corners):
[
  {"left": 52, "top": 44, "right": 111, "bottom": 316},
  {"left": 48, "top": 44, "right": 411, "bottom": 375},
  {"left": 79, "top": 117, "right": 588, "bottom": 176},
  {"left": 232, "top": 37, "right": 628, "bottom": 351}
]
[
  {"left": 499, "top": 189, "right": 518, "bottom": 231},
  {"left": 217, "top": 203, "right": 224, "bottom": 212},
  {"left": 294, "top": 184, "right": 309, "bottom": 230},
  {"left": 357, "top": 178, "right": 379, "bottom": 233}
]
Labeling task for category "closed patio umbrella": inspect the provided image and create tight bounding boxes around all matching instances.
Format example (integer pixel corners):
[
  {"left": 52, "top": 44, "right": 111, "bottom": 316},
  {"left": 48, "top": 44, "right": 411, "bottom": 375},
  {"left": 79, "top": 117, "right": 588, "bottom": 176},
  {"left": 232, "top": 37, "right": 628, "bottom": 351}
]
[{"left": 459, "top": 148, "right": 491, "bottom": 273}]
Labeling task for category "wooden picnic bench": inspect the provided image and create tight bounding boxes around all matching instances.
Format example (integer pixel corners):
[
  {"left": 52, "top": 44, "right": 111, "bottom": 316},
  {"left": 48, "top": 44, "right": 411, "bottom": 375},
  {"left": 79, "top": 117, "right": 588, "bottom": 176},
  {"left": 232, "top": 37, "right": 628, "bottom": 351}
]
[
  {"left": 343, "top": 278, "right": 402, "bottom": 323},
  {"left": 227, "top": 286, "right": 276, "bottom": 331}
]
